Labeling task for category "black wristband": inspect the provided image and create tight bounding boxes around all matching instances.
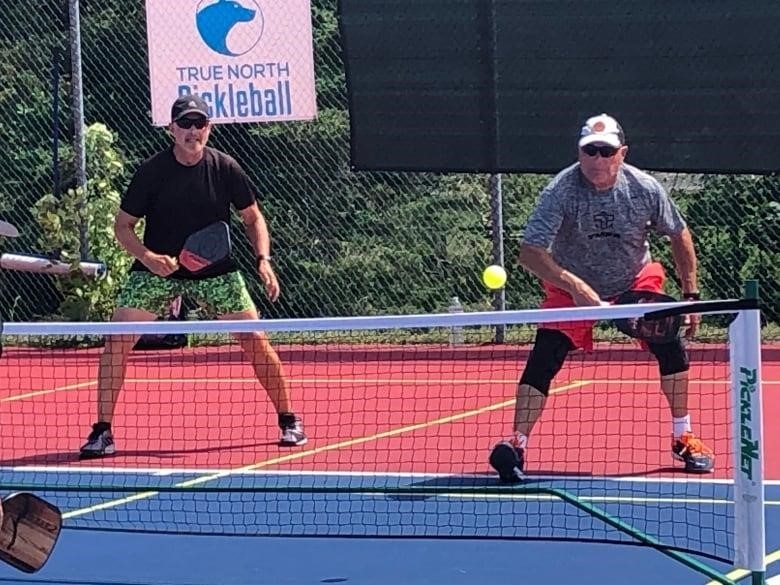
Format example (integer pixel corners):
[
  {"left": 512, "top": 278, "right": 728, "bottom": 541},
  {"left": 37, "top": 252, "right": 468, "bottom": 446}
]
[{"left": 682, "top": 292, "right": 701, "bottom": 301}]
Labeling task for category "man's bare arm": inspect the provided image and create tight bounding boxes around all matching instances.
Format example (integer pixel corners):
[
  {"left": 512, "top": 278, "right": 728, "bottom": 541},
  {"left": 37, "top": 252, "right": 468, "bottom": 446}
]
[
  {"left": 238, "top": 202, "right": 280, "bottom": 301},
  {"left": 237, "top": 203, "right": 271, "bottom": 260},
  {"left": 113, "top": 210, "right": 149, "bottom": 261},
  {"left": 669, "top": 227, "right": 698, "bottom": 295},
  {"left": 114, "top": 209, "right": 177, "bottom": 276}
]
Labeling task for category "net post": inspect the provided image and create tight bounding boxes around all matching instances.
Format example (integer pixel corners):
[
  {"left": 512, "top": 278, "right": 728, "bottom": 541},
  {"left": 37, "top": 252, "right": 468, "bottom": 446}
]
[{"left": 731, "top": 279, "right": 766, "bottom": 585}]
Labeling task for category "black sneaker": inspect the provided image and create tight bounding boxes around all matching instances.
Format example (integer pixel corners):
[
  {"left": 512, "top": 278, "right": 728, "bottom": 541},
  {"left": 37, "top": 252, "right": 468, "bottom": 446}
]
[
  {"left": 79, "top": 423, "right": 116, "bottom": 459},
  {"left": 489, "top": 436, "right": 525, "bottom": 483},
  {"left": 279, "top": 417, "right": 308, "bottom": 447}
]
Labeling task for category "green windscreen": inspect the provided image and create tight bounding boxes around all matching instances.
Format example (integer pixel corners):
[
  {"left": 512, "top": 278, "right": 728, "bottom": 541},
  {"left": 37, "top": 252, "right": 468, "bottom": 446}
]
[{"left": 339, "top": 0, "right": 780, "bottom": 173}]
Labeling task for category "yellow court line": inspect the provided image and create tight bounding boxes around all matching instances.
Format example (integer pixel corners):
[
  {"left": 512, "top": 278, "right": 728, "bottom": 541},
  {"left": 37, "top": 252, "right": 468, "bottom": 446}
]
[
  {"left": 703, "top": 548, "right": 780, "bottom": 584},
  {"left": 61, "top": 379, "right": 591, "bottom": 519},
  {"left": 1, "top": 381, "right": 96, "bottom": 402}
]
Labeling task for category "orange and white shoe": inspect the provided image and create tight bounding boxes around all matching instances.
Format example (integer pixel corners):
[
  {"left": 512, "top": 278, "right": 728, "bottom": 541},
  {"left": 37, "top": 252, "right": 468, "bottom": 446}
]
[{"left": 672, "top": 431, "right": 715, "bottom": 473}]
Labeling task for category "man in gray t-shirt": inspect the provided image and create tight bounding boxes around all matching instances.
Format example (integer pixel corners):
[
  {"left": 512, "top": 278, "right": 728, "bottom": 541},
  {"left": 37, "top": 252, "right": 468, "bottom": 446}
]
[{"left": 489, "top": 114, "right": 714, "bottom": 483}]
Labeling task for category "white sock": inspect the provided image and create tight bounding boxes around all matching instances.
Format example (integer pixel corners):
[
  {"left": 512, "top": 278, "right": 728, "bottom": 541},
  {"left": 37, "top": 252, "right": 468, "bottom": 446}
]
[
  {"left": 513, "top": 432, "right": 528, "bottom": 449},
  {"left": 673, "top": 415, "right": 692, "bottom": 438}
]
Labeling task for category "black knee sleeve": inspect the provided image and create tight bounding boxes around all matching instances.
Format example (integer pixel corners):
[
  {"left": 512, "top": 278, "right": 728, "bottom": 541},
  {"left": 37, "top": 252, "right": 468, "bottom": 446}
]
[
  {"left": 647, "top": 338, "right": 690, "bottom": 376},
  {"left": 519, "top": 329, "right": 574, "bottom": 396}
]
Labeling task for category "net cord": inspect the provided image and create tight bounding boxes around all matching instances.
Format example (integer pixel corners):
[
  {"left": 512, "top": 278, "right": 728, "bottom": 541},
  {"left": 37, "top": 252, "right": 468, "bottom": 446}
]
[{"left": 0, "top": 299, "right": 748, "bottom": 336}]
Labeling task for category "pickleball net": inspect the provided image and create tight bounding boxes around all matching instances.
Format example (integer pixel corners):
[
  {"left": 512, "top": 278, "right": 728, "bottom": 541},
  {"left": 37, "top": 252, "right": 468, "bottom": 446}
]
[{"left": 0, "top": 292, "right": 766, "bottom": 585}]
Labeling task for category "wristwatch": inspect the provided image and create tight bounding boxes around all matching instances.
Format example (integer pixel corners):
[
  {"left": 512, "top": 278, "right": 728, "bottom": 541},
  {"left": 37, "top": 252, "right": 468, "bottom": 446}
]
[
  {"left": 682, "top": 292, "right": 701, "bottom": 301},
  {"left": 257, "top": 254, "right": 272, "bottom": 264}
]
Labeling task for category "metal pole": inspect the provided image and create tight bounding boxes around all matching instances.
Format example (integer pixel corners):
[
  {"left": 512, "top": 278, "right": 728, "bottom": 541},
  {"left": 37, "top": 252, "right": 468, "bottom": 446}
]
[
  {"left": 68, "top": 0, "right": 88, "bottom": 259},
  {"left": 479, "top": 0, "right": 506, "bottom": 343},
  {"left": 489, "top": 173, "right": 506, "bottom": 343},
  {"left": 51, "top": 50, "right": 61, "bottom": 199}
]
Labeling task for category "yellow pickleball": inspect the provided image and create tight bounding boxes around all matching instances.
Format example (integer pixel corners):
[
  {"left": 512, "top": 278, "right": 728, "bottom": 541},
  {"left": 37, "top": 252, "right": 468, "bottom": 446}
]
[{"left": 482, "top": 265, "right": 507, "bottom": 289}]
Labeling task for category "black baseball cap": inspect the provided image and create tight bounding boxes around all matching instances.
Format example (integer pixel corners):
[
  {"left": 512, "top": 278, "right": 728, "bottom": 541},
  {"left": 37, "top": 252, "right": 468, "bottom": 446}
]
[{"left": 171, "top": 94, "right": 210, "bottom": 122}]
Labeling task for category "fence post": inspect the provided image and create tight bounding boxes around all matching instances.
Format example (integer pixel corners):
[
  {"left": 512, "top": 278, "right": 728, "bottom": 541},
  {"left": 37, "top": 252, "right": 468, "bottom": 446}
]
[
  {"left": 68, "top": 0, "right": 88, "bottom": 259},
  {"left": 489, "top": 173, "right": 506, "bottom": 343},
  {"left": 51, "top": 50, "right": 62, "bottom": 199}
]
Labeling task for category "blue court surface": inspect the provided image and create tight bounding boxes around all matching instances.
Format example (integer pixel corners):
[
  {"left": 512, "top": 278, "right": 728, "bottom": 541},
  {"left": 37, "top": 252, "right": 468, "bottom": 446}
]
[{"left": 1, "top": 469, "right": 779, "bottom": 585}]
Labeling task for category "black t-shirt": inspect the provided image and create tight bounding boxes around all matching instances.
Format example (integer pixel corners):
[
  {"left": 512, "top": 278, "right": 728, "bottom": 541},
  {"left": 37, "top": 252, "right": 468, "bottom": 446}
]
[{"left": 120, "top": 146, "right": 256, "bottom": 280}]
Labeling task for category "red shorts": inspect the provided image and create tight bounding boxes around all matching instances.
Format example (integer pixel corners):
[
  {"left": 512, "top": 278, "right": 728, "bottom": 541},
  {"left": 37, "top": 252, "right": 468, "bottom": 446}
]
[{"left": 540, "top": 262, "right": 667, "bottom": 351}]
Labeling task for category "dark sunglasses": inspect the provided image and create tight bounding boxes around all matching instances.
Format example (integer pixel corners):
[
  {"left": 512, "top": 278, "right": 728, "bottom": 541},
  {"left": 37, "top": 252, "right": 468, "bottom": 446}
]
[
  {"left": 581, "top": 144, "right": 619, "bottom": 158},
  {"left": 176, "top": 117, "right": 209, "bottom": 130}
]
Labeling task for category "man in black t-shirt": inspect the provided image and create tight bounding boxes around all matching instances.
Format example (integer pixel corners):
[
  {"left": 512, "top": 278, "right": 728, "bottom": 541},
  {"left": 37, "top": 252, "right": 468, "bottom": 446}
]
[{"left": 79, "top": 94, "right": 307, "bottom": 459}]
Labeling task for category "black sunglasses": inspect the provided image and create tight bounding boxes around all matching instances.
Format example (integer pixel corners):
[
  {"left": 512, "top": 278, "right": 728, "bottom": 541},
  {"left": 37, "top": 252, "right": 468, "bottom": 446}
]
[
  {"left": 581, "top": 144, "right": 619, "bottom": 158},
  {"left": 176, "top": 117, "right": 209, "bottom": 130}
]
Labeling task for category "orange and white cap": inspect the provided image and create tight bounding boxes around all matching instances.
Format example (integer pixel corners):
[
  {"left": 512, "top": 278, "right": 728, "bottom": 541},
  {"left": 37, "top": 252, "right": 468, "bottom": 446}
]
[{"left": 578, "top": 113, "right": 625, "bottom": 148}]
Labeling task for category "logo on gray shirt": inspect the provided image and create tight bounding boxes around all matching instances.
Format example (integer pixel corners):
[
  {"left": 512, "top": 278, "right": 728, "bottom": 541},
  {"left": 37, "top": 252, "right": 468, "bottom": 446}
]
[{"left": 589, "top": 211, "right": 620, "bottom": 240}]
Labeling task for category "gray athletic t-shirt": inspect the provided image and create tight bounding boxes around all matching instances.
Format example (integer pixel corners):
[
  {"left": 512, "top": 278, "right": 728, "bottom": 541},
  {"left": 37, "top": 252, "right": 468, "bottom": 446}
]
[{"left": 522, "top": 163, "right": 686, "bottom": 298}]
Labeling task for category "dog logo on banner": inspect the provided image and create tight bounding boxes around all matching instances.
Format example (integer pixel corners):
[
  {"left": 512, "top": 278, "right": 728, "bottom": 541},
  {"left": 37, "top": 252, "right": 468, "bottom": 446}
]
[{"left": 196, "top": 0, "right": 265, "bottom": 56}]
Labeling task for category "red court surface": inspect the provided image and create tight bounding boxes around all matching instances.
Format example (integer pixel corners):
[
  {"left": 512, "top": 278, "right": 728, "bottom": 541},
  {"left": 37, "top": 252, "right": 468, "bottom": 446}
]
[{"left": 1, "top": 342, "right": 777, "bottom": 480}]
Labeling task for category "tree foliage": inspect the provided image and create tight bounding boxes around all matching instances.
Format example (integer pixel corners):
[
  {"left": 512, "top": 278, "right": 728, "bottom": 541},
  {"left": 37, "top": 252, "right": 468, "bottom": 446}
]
[{"left": 32, "top": 123, "right": 137, "bottom": 321}]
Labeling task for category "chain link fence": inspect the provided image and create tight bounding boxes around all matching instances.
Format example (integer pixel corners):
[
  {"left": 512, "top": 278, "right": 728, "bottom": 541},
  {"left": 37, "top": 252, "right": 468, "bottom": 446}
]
[{"left": 0, "top": 0, "right": 777, "bottom": 326}]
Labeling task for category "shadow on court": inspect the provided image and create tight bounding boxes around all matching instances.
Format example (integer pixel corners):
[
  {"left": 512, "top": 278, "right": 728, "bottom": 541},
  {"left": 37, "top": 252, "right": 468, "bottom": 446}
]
[{"left": 0, "top": 442, "right": 279, "bottom": 467}]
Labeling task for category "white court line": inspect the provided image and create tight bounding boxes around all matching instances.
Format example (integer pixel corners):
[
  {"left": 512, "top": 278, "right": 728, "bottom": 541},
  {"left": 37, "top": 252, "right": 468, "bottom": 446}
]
[
  {"left": 703, "top": 549, "right": 780, "bottom": 585},
  {"left": 6, "top": 464, "right": 780, "bottom": 505},
  {"left": 3, "top": 467, "right": 765, "bottom": 506},
  {"left": 5, "top": 466, "right": 780, "bottom": 486},
  {"left": 9, "top": 467, "right": 779, "bottom": 506}
]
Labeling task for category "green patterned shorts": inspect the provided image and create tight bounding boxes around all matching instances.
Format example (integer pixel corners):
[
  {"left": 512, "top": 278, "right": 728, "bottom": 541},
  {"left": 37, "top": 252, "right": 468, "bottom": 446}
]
[{"left": 116, "top": 271, "right": 255, "bottom": 318}]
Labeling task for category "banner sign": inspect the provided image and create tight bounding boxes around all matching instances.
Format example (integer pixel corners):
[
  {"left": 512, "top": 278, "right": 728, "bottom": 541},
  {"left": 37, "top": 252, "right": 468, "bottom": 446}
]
[{"left": 146, "top": 0, "right": 317, "bottom": 125}]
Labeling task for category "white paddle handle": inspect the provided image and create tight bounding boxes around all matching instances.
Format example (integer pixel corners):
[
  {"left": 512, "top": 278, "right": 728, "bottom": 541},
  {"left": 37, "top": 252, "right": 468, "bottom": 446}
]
[{"left": 0, "top": 253, "right": 106, "bottom": 278}]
